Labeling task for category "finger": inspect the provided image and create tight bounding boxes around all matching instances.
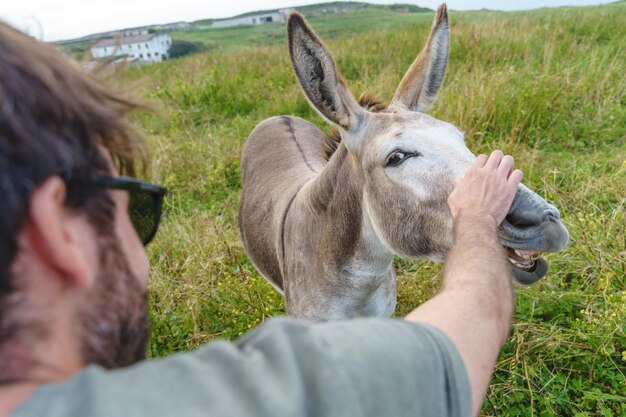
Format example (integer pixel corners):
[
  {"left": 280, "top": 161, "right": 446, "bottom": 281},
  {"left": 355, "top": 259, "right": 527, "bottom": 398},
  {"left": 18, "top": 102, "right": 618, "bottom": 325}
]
[
  {"left": 507, "top": 169, "right": 524, "bottom": 188},
  {"left": 485, "top": 150, "right": 504, "bottom": 170},
  {"left": 474, "top": 154, "right": 488, "bottom": 169},
  {"left": 498, "top": 155, "right": 515, "bottom": 177}
]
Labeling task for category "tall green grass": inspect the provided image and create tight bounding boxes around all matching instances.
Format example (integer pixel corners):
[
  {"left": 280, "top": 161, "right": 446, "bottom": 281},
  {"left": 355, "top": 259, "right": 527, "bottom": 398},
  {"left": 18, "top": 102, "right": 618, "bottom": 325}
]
[{"left": 120, "top": 3, "right": 625, "bottom": 415}]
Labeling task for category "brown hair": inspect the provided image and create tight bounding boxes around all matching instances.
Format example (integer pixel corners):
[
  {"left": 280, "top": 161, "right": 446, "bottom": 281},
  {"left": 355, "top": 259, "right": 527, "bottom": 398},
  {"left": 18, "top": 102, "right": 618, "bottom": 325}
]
[{"left": 0, "top": 22, "right": 147, "bottom": 298}]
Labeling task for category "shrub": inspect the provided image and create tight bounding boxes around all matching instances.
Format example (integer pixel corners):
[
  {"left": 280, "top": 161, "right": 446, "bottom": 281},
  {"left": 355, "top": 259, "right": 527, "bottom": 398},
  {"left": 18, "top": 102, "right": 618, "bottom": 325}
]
[{"left": 169, "top": 40, "right": 209, "bottom": 59}]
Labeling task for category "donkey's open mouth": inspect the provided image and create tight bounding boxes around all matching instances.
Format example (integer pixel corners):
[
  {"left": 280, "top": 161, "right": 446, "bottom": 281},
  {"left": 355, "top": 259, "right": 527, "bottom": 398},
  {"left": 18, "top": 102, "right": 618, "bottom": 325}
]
[
  {"left": 505, "top": 248, "right": 540, "bottom": 271},
  {"left": 504, "top": 247, "right": 548, "bottom": 284}
]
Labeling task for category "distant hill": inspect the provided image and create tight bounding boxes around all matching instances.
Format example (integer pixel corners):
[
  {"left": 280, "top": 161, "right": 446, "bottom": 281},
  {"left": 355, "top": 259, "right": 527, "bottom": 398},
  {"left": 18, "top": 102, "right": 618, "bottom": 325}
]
[
  {"left": 174, "top": 5, "right": 436, "bottom": 53},
  {"left": 193, "top": 2, "right": 432, "bottom": 25},
  {"left": 53, "top": 2, "right": 430, "bottom": 47}
]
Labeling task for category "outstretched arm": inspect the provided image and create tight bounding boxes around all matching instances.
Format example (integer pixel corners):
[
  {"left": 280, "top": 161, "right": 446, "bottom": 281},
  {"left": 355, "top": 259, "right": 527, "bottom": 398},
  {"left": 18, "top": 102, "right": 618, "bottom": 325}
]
[{"left": 405, "top": 150, "right": 523, "bottom": 416}]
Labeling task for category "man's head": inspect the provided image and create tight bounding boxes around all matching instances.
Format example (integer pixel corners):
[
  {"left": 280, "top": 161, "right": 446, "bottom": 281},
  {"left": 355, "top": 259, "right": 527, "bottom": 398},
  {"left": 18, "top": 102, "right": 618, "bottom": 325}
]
[{"left": 0, "top": 23, "right": 152, "bottom": 379}]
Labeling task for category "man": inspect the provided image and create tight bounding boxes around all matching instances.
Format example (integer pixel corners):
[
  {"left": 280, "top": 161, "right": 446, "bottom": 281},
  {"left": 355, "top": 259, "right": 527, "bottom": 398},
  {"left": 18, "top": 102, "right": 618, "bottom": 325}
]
[{"left": 0, "top": 23, "right": 522, "bottom": 417}]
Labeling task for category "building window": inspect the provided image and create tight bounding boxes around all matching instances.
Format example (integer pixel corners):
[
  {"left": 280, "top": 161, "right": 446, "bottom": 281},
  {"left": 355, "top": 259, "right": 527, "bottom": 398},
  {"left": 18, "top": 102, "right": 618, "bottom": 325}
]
[
  {"left": 140, "top": 54, "right": 143, "bottom": 58},
  {"left": 145, "top": 43, "right": 148, "bottom": 47},
  {"left": 147, "top": 53, "right": 151, "bottom": 57}
]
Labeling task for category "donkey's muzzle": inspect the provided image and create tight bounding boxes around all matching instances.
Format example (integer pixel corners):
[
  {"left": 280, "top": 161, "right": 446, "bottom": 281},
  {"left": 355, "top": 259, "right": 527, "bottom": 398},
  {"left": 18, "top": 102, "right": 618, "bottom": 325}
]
[{"left": 498, "top": 184, "right": 569, "bottom": 285}]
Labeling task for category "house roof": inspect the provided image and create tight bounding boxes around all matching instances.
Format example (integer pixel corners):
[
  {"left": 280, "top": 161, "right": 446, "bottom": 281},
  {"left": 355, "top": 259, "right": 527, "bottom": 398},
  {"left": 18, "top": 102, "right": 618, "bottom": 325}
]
[{"left": 91, "top": 33, "right": 158, "bottom": 49}]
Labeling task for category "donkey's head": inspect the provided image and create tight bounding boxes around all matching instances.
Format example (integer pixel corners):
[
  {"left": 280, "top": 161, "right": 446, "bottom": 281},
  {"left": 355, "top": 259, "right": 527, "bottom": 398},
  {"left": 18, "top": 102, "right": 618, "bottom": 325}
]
[{"left": 287, "top": 4, "right": 568, "bottom": 284}]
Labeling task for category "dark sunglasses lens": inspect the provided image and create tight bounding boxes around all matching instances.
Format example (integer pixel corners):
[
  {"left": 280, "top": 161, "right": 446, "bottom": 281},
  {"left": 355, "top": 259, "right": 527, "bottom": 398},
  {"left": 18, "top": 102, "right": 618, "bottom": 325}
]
[{"left": 128, "top": 191, "right": 159, "bottom": 245}]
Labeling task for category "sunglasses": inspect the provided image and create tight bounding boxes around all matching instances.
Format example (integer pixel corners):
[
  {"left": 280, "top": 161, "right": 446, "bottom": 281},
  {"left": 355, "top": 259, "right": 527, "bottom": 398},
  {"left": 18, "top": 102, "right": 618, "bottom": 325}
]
[{"left": 88, "top": 175, "right": 167, "bottom": 246}]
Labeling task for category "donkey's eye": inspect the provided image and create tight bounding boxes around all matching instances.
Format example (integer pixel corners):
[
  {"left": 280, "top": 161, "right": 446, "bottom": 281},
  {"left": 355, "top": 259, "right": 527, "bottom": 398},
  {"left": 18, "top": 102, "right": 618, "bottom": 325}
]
[{"left": 386, "top": 151, "right": 417, "bottom": 167}]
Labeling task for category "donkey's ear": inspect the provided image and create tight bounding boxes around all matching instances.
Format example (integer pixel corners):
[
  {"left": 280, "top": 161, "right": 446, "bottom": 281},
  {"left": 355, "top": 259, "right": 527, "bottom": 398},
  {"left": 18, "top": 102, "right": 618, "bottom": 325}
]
[
  {"left": 288, "top": 13, "right": 363, "bottom": 131},
  {"left": 391, "top": 4, "right": 449, "bottom": 113}
]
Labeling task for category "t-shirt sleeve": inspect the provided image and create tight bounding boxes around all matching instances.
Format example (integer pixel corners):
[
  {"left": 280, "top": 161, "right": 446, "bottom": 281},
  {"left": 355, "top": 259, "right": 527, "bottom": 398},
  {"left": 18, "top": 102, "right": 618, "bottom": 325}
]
[{"left": 13, "top": 317, "right": 471, "bottom": 417}]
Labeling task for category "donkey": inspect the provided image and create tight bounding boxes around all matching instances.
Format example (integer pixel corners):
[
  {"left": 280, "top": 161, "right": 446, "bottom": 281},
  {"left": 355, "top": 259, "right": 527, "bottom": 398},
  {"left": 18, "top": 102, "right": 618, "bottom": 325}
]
[{"left": 239, "top": 4, "right": 569, "bottom": 321}]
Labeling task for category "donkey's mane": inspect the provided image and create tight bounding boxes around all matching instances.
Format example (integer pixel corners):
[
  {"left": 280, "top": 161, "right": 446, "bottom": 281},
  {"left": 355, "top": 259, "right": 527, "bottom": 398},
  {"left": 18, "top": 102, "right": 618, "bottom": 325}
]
[{"left": 324, "top": 93, "right": 387, "bottom": 160}]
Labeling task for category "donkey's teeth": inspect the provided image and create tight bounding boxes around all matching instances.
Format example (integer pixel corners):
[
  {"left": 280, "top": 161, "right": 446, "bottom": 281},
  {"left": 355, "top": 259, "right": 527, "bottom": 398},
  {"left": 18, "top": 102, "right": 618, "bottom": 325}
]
[
  {"left": 504, "top": 247, "right": 541, "bottom": 271},
  {"left": 510, "top": 258, "right": 538, "bottom": 271},
  {"left": 513, "top": 249, "right": 540, "bottom": 260}
]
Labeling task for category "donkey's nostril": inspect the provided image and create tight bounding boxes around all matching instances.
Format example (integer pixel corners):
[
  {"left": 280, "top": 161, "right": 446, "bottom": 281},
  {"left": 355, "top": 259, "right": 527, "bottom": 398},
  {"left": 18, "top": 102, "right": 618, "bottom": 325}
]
[
  {"left": 546, "top": 206, "right": 561, "bottom": 221},
  {"left": 505, "top": 211, "right": 542, "bottom": 229}
]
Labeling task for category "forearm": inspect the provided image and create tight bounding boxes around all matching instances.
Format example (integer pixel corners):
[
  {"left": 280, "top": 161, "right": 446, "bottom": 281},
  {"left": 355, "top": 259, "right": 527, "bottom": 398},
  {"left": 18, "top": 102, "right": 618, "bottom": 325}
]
[
  {"left": 443, "top": 213, "right": 514, "bottom": 325},
  {"left": 405, "top": 214, "right": 514, "bottom": 416}
]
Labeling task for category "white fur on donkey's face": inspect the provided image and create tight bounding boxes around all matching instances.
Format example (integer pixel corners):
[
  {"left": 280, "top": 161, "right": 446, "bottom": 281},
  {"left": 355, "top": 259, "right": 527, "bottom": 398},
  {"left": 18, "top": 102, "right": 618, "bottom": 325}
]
[
  {"left": 366, "top": 111, "right": 475, "bottom": 200},
  {"left": 352, "top": 110, "right": 477, "bottom": 263}
]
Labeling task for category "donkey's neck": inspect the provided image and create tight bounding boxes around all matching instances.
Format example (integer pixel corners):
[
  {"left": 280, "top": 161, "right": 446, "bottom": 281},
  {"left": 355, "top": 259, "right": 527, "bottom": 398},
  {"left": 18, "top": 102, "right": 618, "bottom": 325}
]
[
  {"left": 306, "top": 141, "right": 394, "bottom": 260},
  {"left": 342, "top": 207, "right": 397, "bottom": 318},
  {"left": 297, "top": 142, "right": 397, "bottom": 318},
  {"left": 300, "top": 145, "right": 362, "bottom": 267},
  {"left": 307, "top": 143, "right": 358, "bottom": 211}
]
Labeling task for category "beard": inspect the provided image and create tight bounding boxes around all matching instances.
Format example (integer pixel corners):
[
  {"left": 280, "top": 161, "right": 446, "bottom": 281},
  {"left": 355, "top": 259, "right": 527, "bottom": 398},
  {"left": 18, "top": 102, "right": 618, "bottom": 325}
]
[{"left": 77, "top": 232, "right": 149, "bottom": 369}]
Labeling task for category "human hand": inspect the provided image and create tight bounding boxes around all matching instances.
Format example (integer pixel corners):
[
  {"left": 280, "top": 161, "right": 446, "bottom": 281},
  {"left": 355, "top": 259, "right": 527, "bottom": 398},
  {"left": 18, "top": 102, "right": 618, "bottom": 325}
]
[{"left": 447, "top": 150, "right": 523, "bottom": 228}]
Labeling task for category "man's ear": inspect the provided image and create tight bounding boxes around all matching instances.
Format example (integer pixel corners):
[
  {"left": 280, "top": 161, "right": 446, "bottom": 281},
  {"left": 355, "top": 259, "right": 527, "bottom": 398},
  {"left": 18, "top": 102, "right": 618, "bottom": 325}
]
[{"left": 21, "top": 176, "right": 95, "bottom": 289}]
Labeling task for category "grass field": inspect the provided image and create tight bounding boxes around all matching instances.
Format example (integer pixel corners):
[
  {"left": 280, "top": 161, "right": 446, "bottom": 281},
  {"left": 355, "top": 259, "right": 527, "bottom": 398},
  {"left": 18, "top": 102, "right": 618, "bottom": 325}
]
[
  {"left": 172, "top": 7, "right": 433, "bottom": 51},
  {"left": 117, "top": 2, "right": 625, "bottom": 415}
]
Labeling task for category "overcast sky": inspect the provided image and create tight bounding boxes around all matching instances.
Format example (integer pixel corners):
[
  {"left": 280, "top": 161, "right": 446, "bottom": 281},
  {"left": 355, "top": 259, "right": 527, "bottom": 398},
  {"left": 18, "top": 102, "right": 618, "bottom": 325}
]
[{"left": 1, "top": 0, "right": 616, "bottom": 41}]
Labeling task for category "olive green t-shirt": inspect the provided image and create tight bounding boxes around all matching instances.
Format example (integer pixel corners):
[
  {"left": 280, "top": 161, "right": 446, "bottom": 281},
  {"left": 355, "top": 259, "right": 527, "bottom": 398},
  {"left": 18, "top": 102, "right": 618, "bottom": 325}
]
[{"left": 13, "top": 318, "right": 471, "bottom": 417}]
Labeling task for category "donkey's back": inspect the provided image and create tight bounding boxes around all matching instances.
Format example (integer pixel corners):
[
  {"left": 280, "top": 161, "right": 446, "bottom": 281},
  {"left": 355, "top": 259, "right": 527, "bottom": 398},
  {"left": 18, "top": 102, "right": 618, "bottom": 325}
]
[{"left": 239, "top": 115, "right": 327, "bottom": 292}]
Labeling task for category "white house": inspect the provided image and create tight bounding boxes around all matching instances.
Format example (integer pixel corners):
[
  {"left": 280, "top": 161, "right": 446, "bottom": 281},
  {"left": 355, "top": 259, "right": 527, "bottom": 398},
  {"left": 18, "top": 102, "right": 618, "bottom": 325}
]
[
  {"left": 212, "top": 8, "right": 293, "bottom": 28},
  {"left": 90, "top": 33, "right": 172, "bottom": 63}
]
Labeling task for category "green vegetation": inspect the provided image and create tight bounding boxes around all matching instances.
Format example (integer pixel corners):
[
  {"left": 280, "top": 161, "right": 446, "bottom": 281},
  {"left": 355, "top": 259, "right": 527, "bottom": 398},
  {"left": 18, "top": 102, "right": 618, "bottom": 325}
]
[
  {"left": 174, "top": 7, "right": 432, "bottom": 51},
  {"left": 116, "top": 2, "right": 625, "bottom": 416},
  {"left": 168, "top": 39, "right": 210, "bottom": 59},
  {"left": 58, "top": 39, "right": 92, "bottom": 60}
]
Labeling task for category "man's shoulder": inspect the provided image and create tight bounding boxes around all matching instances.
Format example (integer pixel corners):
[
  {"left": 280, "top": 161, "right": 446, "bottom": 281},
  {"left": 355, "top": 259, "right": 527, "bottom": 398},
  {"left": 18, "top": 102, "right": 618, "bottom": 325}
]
[{"left": 13, "top": 317, "right": 470, "bottom": 417}]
